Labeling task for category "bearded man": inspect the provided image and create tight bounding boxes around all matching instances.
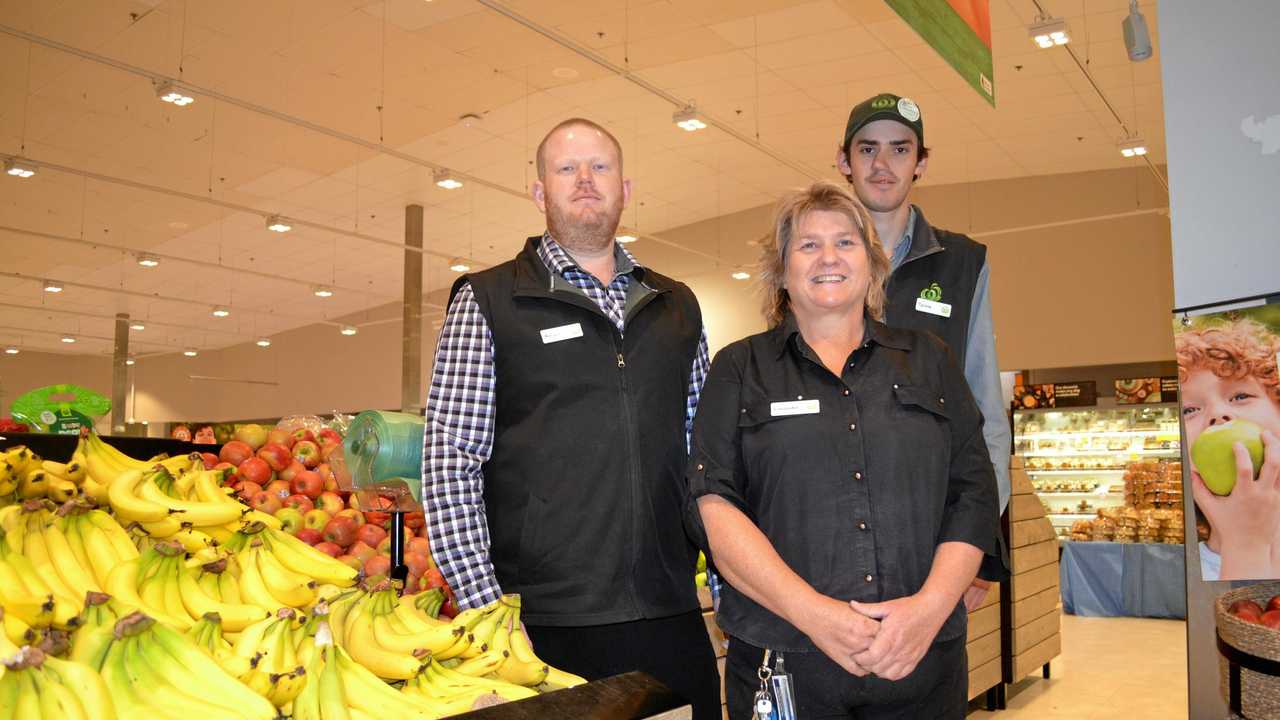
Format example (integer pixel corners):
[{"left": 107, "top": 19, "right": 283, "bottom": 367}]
[{"left": 422, "top": 118, "right": 720, "bottom": 717}]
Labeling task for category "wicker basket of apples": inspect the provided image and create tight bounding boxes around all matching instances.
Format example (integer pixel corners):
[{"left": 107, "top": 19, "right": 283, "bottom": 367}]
[{"left": 1217, "top": 582, "right": 1280, "bottom": 717}]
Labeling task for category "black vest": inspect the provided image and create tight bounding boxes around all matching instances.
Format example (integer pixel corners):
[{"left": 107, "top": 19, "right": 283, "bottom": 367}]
[
  {"left": 883, "top": 207, "right": 986, "bottom": 368},
  {"left": 454, "top": 237, "right": 704, "bottom": 626}
]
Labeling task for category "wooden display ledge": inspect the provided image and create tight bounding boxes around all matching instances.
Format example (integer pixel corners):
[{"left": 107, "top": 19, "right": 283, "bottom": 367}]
[
  {"left": 452, "top": 671, "right": 690, "bottom": 719},
  {"left": 1003, "top": 459, "right": 1062, "bottom": 692}
]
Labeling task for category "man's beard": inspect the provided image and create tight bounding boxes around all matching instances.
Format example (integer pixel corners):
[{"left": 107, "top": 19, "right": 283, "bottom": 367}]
[{"left": 546, "top": 197, "right": 623, "bottom": 255}]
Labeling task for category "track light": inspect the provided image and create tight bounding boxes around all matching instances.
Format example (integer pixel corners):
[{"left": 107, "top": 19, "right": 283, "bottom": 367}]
[
  {"left": 211, "top": 305, "right": 230, "bottom": 318},
  {"left": 1119, "top": 137, "right": 1148, "bottom": 157},
  {"left": 4, "top": 347, "right": 17, "bottom": 355},
  {"left": 43, "top": 280, "right": 63, "bottom": 293},
  {"left": 434, "top": 170, "right": 463, "bottom": 190},
  {"left": 60, "top": 335, "right": 76, "bottom": 344},
  {"left": 313, "top": 285, "right": 334, "bottom": 298},
  {"left": 1029, "top": 15, "right": 1070, "bottom": 48},
  {"left": 731, "top": 271, "right": 751, "bottom": 280},
  {"left": 256, "top": 337, "right": 272, "bottom": 347},
  {"left": 129, "top": 321, "right": 146, "bottom": 331},
  {"left": 4, "top": 158, "right": 36, "bottom": 178},
  {"left": 266, "top": 216, "right": 292, "bottom": 233},
  {"left": 615, "top": 234, "right": 637, "bottom": 244},
  {"left": 673, "top": 106, "right": 707, "bottom": 131},
  {"left": 340, "top": 325, "right": 358, "bottom": 336},
  {"left": 137, "top": 253, "right": 160, "bottom": 268},
  {"left": 183, "top": 347, "right": 198, "bottom": 357},
  {"left": 154, "top": 80, "right": 194, "bottom": 106}
]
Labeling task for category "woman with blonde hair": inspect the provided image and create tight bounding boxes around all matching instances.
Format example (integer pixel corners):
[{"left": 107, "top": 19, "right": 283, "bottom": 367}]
[{"left": 685, "top": 181, "right": 999, "bottom": 718}]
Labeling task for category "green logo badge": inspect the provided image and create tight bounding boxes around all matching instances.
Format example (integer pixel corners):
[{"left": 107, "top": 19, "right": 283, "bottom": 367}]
[
  {"left": 871, "top": 96, "right": 895, "bottom": 109},
  {"left": 920, "top": 283, "right": 943, "bottom": 302}
]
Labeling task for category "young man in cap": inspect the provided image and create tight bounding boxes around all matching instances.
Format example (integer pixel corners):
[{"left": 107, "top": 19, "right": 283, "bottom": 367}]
[{"left": 837, "top": 93, "right": 1011, "bottom": 609}]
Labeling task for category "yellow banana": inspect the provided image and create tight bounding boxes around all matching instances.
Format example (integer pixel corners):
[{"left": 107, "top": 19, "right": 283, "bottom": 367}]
[
  {"left": 453, "top": 644, "right": 509, "bottom": 677},
  {"left": 17, "top": 467, "right": 50, "bottom": 499},
  {"left": 105, "top": 470, "right": 170, "bottom": 523},
  {"left": 137, "top": 475, "right": 243, "bottom": 526},
  {"left": 236, "top": 547, "right": 287, "bottom": 612},
  {"left": 42, "top": 654, "right": 115, "bottom": 720},
  {"left": 255, "top": 545, "right": 317, "bottom": 608},
  {"left": 178, "top": 565, "right": 269, "bottom": 632},
  {"left": 84, "top": 510, "right": 139, "bottom": 562},
  {"left": 40, "top": 516, "right": 101, "bottom": 596},
  {"left": 47, "top": 477, "right": 78, "bottom": 503},
  {"left": 42, "top": 458, "right": 86, "bottom": 484},
  {"left": 342, "top": 597, "right": 428, "bottom": 679},
  {"left": 490, "top": 610, "right": 548, "bottom": 687},
  {"left": 262, "top": 527, "right": 359, "bottom": 587}
]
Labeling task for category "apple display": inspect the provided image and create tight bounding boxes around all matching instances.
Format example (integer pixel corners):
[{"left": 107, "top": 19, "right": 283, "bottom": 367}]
[
  {"left": 292, "top": 440, "right": 322, "bottom": 469},
  {"left": 219, "top": 440, "right": 254, "bottom": 466},
  {"left": 234, "top": 423, "right": 269, "bottom": 451},
  {"left": 257, "top": 443, "right": 293, "bottom": 472}
]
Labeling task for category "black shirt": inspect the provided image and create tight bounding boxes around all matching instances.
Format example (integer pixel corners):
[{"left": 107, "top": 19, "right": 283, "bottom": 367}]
[{"left": 683, "top": 314, "right": 1000, "bottom": 653}]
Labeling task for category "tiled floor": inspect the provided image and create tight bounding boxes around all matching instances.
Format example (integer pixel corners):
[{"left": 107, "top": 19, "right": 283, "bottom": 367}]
[{"left": 968, "top": 614, "right": 1187, "bottom": 719}]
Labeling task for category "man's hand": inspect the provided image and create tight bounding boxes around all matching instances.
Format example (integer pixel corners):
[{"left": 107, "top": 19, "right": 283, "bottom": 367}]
[
  {"left": 795, "top": 594, "right": 881, "bottom": 677},
  {"left": 849, "top": 592, "right": 952, "bottom": 681},
  {"left": 962, "top": 578, "right": 991, "bottom": 611}
]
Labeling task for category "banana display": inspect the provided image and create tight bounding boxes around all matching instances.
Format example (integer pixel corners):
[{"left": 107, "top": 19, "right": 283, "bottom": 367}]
[{"left": 0, "top": 645, "right": 115, "bottom": 720}]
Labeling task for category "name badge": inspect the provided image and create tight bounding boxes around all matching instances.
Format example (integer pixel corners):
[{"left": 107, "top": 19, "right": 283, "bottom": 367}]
[
  {"left": 915, "top": 297, "right": 952, "bottom": 318},
  {"left": 540, "top": 323, "right": 583, "bottom": 344},
  {"left": 770, "top": 399, "right": 820, "bottom": 417}
]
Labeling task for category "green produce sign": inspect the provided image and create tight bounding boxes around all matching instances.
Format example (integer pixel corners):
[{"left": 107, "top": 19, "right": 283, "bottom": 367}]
[{"left": 10, "top": 384, "right": 111, "bottom": 435}]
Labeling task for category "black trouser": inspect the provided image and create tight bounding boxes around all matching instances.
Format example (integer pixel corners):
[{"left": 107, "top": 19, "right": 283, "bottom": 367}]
[
  {"left": 525, "top": 610, "right": 721, "bottom": 720},
  {"left": 725, "top": 634, "right": 966, "bottom": 719}
]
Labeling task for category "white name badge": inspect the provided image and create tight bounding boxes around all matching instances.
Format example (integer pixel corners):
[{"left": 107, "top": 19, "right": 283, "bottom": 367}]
[
  {"left": 915, "top": 297, "right": 952, "bottom": 318},
  {"left": 770, "top": 399, "right": 820, "bottom": 417},
  {"left": 540, "top": 323, "right": 584, "bottom": 344}
]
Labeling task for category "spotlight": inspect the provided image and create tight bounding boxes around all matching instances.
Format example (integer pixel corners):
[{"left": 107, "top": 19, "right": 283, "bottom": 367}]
[
  {"left": 3, "top": 347, "right": 17, "bottom": 355},
  {"left": 1119, "top": 137, "right": 1148, "bottom": 157},
  {"left": 731, "top": 271, "right": 751, "bottom": 280},
  {"left": 60, "top": 335, "right": 76, "bottom": 344},
  {"left": 129, "top": 321, "right": 146, "bottom": 331},
  {"left": 673, "top": 106, "right": 707, "bottom": 132},
  {"left": 615, "top": 234, "right": 637, "bottom": 244},
  {"left": 1029, "top": 15, "right": 1070, "bottom": 48},
  {"left": 448, "top": 259, "right": 471, "bottom": 272},
  {"left": 266, "top": 216, "right": 292, "bottom": 233},
  {"left": 154, "top": 80, "right": 194, "bottom": 106},
  {"left": 313, "top": 285, "right": 334, "bottom": 298},
  {"left": 211, "top": 305, "right": 230, "bottom": 318},
  {"left": 183, "top": 347, "right": 198, "bottom": 357},
  {"left": 256, "top": 337, "right": 272, "bottom": 348},
  {"left": 4, "top": 158, "right": 36, "bottom": 178},
  {"left": 1123, "top": 0, "right": 1153, "bottom": 62},
  {"left": 137, "top": 253, "right": 160, "bottom": 268},
  {"left": 125, "top": 355, "right": 135, "bottom": 365},
  {"left": 340, "top": 325, "right": 358, "bottom": 336},
  {"left": 434, "top": 170, "right": 463, "bottom": 190},
  {"left": 43, "top": 280, "right": 63, "bottom": 293}
]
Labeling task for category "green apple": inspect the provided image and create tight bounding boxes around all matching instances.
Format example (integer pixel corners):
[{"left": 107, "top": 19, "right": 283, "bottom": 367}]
[
  {"left": 274, "top": 506, "right": 305, "bottom": 535},
  {"left": 1191, "top": 419, "right": 1266, "bottom": 495}
]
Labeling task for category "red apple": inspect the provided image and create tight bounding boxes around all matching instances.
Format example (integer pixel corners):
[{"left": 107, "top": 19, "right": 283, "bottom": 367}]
[
  {"left": 318, "top": 428, "right": 342, "bottom": 446},
  {"left": 234, "top": 423, "right": 269, "bottom": 451},
  {"left": 266, "top": 428, "right": 293, "bottom": 448},
  {"left": 1266, "top": 596, "right": 1280, "bottom": 613},
  {"left": 314, "top": 542, "right": 344, "bottom": 558},
  {"left": 275, "top": 507, "right": 304, "bottom": 534},
  {"left": 316, "top": 464, "right": 337, "bottom": 492},
  {"left": 200, "top": 452, "right": 220, "bottom": 470},
  {"left": 322, "top": 517, "right": 358, "bottom": 548},
  {"left": 291, "top": 470, "right": 323, "bottom": 500},
  {"left": 376, "top": 536, "right": 392, "bottom": 557},
  {"left": 220, "top": 441, "right": 254, "bottom": 466},
  {"left": 257, "top": 443, "right": 292, "bottom": 472},
  {"left": 315, "top": 492, "right": 345, "bottom": 515},
  {"left": 249, "top": 491, "right": 283, "bottom": 515},
  {"left": 1262, "top": 609, "right": 1280, "bottom": 629},
  {"left": 404, "top": 511, "right": 425, "bottom": 530},
  {"left": 292, "top": 441, "right": 321, "bottom": 470},
  {"left": 335, "top": 508, "right": 365, "bottom": 528},
  {"left": 237, "top": 481, "right": 264, "bottom": 502},
  {"left": 348, "top": 541, "right": 377, "bottom": 565},
  {"left": 213, "top": 461, "right": 236, "bottom": 474},
  {"left": 1232, "top": 599, "right": 1266, "bottom": 617},
  {"left": 278, "top": 460, "right": 305, "bottom": 483},
  {"left": 405, "top": 552, "right": 431, "bottom": 578},
  {"left": 406, "top": 537, "right": 432, "bottom": 558},
  {"left": 347, "top": 494, "right": 361, "bottom": 510},
  {"left": 284, "top": 494, "right": 315, "bottom": 514},
  {"left": 363, "top": 555, "right": 391, "bottom": 579},
  {"left": 302, "top": 509, "right": 331, "bottom": 532},
  {"left": 336, "top": 555, "right": 363, "bottom": 571},
  {"left": 290, "top": 428, "right": 317, "bottom": 446},
  {"left": 295, "top": 528, "right": 324, "bottom": 546},
  {"left": 237, "top": 457, "right": 272, "bottom": 486},
  {"left": 355, "top": 524, "right": 387, "bottom": 549},
  {"left": 265, "top": 479, "right": 292, "bottom": 502}
]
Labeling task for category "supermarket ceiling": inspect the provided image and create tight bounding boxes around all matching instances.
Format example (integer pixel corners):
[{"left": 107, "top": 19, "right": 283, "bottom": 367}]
[{"left": 0, "top": 0, "right": 1166, "bottom": 357}]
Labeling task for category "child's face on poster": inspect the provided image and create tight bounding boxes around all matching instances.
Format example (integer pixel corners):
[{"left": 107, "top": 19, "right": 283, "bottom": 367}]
[{"left": 1181, "top": 371, "right": 1280, "bottom": 448}]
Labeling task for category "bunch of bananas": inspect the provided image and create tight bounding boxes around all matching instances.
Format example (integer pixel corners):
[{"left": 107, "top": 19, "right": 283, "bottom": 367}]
[
  {"left": 223, "top": 608, "right": 309, "bottom": 708},
  {"left": 0, "top": 446, "right": 57, "bottom": 502},
  {"left": 83, "top": 611, "right": 277, "bottom": 720},
  {"left": 0, "top": 645, "right": 115, "bottom": 720},
  {"left": 220, "top": 521, "right": 359, "bottom": 611},
  {"left": 55, "top": 501, "right": 140, "bottom": 588},
  {"left": 0, "top": 501, "right": 93, "bottom": 628},
  {"left": 402, "top": 657, "right": 536, "bottom": 710},
  {"left": 68, "top": 592, "right": 128, "bottom": 667}
]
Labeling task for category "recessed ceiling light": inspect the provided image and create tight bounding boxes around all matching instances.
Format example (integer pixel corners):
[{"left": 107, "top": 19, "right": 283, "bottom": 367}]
[
  {"left": 43, "top": 280, "right": 63, "bottom": 293},
  {"left": 137, "top": 253, "right": 160, "bottom": 268},
  {"left": 673, "top": 106, "right": 707, "bottom": 132},
  {"left": 60, "top": 335, "right": 76, "bottom": 344},
  {"left": 551, "top": 67, "right": 579, "bottom": 79},
  {"left": 266, "top": 216, "right": 292, "bottom": 233},
  {"left": 256, "top": 337, "right": 272, "bottom": 347},
  {"left": 183, "top": 347, "right": 198, "bottom": 357},
  {"left": 125, "top": 356, "right": 135, "bottom": 365},
  {"left": 211, "top": 305, "right": 231, "bottom": 318},
  {"left": 313, "top": 285, "right": 334, "bottom": 298},
  {"left": 448, "top": 259, "right": 471, "bottom": 272},
  {"left": 340, "top": 325, "right": 358, "bottom": 336},
  {"left": 3, "top": 346, "right": 17, "bottom": 355},
  {"left": 615, "top": 234, "right": 637, "bottom": 244},
  {"left": 1029, "top": 15, "right": 1069, "bottom": 48},
  {"left": 4, "top": 158, "right": 36, "bottom": 178},
  {"left": 731, "top": 271, "right": 751, "bottom": 280},
  {"left": 434, "top": 169, "right": 463, "bottom": 190},
  {"left": 154, "top": 80, "right": 194, "bottom": 106},
  {"left": 129, "top": 321, "right": 146, "bottom": 331}
]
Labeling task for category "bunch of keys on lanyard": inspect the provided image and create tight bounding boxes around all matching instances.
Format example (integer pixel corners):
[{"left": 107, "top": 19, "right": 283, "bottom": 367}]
[{"left": 753, "top": 649, "right": 796, "bottom": 720}]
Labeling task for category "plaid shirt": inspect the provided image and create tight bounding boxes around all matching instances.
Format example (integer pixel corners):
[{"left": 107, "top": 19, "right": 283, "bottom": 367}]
[{"left": 423, "top": 234, "right": 710, "bottom": 610}]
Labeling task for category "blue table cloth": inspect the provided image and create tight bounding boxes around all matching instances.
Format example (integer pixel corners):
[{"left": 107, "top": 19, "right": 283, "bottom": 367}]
[{"left": 1059, "top": 541, "right": 1186, "bottom": 619}]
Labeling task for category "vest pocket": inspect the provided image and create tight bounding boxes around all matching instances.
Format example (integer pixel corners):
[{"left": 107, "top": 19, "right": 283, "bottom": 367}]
[{"left": 516, "top": 493, "right": 550, "bottom": 585}]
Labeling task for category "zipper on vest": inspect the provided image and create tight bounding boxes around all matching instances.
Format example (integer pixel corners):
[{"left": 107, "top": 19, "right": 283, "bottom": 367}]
[
  {"left": 611, "top": 332, "right": 643, "bottom": 618},
  {"left": 616, "top": 352, "right": 625, "bottom": 368}
]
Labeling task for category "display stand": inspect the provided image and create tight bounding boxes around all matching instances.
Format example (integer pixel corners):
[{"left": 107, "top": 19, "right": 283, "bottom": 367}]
[
  {"left": 1002, "top": 457, "right": 1062, "bottom": 688},
  {"left": 0, "top": 431, "right": 209, "bottom": 463},
  {"left": 1216, "top": 633, "right": 1280, "bottom": 720},
  {"left": 452, "top": 671, "right": 690, "bottom": 719}
]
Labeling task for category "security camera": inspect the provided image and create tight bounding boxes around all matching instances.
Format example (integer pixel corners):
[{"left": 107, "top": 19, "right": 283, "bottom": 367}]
[{"left": 1123, "top": 0, "right": 1152, "bottom": 62}]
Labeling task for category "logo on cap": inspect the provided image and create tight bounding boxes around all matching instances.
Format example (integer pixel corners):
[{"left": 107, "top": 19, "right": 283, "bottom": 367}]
[
  {"left": 897, "top": 98, "right": 920, "bottom": 122},
  {"left": 870, "top": 96, "right": 896, "bottom": 110}
]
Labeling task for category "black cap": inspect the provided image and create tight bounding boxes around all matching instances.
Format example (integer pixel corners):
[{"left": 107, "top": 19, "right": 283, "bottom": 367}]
[{"left": 843, "top": 93, "right": 924, "bottom": 150}]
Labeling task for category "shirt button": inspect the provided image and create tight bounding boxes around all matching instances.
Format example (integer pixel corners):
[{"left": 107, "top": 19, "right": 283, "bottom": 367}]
[
  {"left": 892, "top": 383, "right": 899, "bottom": 389},
  {"left": 842, "top": 389, "right": 850, "bottom": 396},
  {"left": 858, "top": 521, "right": 868, "bottom": 530},
  {"left": 696, "top": 464, "right": 704, "bottom": 471},
  {"left": 797, "top": 395, "right": 803, "bottom": 400},
  {"left": 864, "top": 574, "right": 874, "bottom": 583},
  {"left": 849, "top": 423, "right": 857, "bottom": 431},
  {"left": 854, "top": 471, "right": 862, "bottom": 480},
  {"left": 939, "top": 397, "right": 945, "bottom": 404}
]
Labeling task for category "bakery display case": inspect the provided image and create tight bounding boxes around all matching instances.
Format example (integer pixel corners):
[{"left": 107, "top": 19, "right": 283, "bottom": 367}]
[{"left": 1013, "top": 404, "right": 1181, "bottom": 537}]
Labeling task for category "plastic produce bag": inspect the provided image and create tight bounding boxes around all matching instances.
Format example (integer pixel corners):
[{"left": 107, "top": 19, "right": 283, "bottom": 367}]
[{"left": 10, "top": 384, "right": 111, "bottom": 435}]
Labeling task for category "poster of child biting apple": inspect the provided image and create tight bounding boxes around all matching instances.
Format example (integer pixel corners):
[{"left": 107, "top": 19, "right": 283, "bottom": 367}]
[{"left": 1176, "top": 303, "right": 1280, "bottom": 581}]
